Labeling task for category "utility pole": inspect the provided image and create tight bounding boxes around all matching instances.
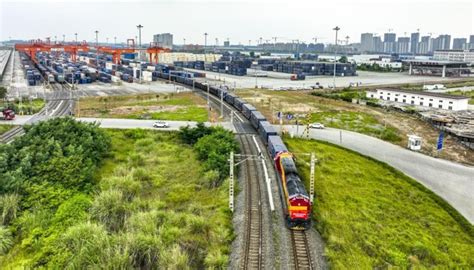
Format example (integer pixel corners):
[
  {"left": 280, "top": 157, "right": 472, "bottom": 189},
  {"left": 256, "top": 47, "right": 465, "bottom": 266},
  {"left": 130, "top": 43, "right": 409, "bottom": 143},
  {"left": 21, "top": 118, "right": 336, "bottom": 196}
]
[
  {"left": 137, "top": 24, "right": 144, "bottom": 83},
  {"left": 229, "top": 151, "right": 234, "bottom": 212},
  {"left": 333, "top": 26, "right": 340, "bottom": 89},
  {"left": 220, "top": 89, "right": 224, "bottom": 118},
  {"left": 310, "top": 152, "right": 316, "bottom": 203},
  {"left": 207, "top": 83, "right": 210, "bottom": 121}
]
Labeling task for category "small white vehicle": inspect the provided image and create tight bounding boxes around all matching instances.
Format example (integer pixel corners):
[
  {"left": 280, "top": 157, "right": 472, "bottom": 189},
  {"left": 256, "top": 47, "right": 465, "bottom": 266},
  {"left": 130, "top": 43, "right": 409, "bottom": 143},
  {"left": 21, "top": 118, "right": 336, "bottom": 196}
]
[
  {"left": 309, "top": 123, "right": 325, "bottom": 129},
  {"left": 153, "top": 121, "right": 169, "bottom": 128}
]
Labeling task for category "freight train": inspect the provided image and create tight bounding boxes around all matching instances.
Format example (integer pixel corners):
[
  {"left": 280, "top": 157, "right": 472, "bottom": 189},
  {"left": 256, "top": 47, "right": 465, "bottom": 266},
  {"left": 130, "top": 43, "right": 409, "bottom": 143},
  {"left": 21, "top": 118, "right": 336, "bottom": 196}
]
[{"left": 153, "top": 69, "right": 312, "bottom": 230}]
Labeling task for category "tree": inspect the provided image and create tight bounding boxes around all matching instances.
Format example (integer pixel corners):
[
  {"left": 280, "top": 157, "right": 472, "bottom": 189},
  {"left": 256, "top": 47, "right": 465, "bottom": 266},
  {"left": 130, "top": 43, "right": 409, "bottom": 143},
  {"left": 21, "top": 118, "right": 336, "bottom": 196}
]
[{"left": 339, "top": 55, "right": 348, "bottom": 63}]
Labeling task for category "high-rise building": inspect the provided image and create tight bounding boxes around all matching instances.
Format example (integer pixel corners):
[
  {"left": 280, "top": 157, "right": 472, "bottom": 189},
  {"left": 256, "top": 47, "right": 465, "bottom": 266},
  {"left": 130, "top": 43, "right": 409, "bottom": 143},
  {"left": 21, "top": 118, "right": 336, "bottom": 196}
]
[
  {"left": 432, "top": 34, "right": 451, "bottom": 51},
  {"left": 373, "top": 36, "right": 383, "bottom": 52},
  {"left": 396, "top": 37, "right": 411, "bottom": 54},
  {"left": 384, "top": 33, "right": 396, "bottom": 43},
  {"left": 452, "top": 38, "right": 467, "bottom": 50},
  {"left": 360, "top": 33, "right": 374, "bottom": 52},
  {"left": 383, "top": 33, "right": 396, "bottom": 53},
  {"left": 410, "top": 32, "right": 420, "bottom": 54},
  {"left": 153, "top": 33, "right": 173, "bottom": 49},
  {"left": 418, "top": 36, "right": 432, "bottom": 54},
  {"left": 468, "top": 35, "right": 474, "bottom": 49}
]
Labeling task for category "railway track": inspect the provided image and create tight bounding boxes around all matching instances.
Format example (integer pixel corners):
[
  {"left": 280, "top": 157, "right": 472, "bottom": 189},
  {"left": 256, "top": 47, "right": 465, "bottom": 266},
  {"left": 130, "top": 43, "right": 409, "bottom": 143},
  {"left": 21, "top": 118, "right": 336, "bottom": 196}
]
[
  {"left": 239, "top": 134, "right": 264, "bottom": 270},
  {"left": 1, "top": 83, "right": 74, "bottom": 144},
  {"left": 291, "top": 230, "right": 313, "bottom": 269}
]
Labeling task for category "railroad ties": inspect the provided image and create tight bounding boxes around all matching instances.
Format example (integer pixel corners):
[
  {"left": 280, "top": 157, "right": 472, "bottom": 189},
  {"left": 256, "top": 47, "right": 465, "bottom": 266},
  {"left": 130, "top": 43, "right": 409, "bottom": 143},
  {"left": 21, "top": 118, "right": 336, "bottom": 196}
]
[
  {"left": 291, "top": 230, "right": 313, "bottom": 269},
  {"left": 0, "top": 83, "right": 74, "bottom": 144},
  {"left": 239, "top": 134, "right": 264, "bottom": 269}
]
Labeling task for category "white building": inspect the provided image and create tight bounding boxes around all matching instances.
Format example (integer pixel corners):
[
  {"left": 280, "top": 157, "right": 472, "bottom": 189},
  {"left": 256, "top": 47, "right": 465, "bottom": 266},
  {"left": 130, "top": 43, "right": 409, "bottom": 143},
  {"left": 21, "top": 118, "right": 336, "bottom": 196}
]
[
  {"left": 366, "top": 89, "right": 469, "bottom": 111},
  {"left": 153, "top": 33, "right": 173, "bottom": 49},
  {"left": 433, "top": 49, "right": 474, "bottom": 63}
]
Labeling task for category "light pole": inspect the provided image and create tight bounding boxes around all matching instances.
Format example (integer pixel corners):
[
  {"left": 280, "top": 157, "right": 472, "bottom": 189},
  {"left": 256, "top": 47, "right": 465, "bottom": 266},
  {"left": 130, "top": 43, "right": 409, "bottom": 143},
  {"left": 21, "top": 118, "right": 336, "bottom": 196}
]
[
  {"left": 106, "top": 37, "right": 109, "bottom": 44},
  {"left": 137, "top": 24, "right": 144, "bottom": 82},
  {"left": 62, "top": 34, "right": 65, "bottom": 43},
  {"left": 204, "top": 33, "right": 208, "bottom": 54},
  {"left": 95, "top": 30, "right": 99, "bottom": 68},
  {"left": 333, "top": 26, "right": 340, "bottom": 89},
  {"left": 114, "top": 36, "right": 117, "bottom": 46},
  {"left": 74, "top": 33, "right": 78, "bottom": 43}
]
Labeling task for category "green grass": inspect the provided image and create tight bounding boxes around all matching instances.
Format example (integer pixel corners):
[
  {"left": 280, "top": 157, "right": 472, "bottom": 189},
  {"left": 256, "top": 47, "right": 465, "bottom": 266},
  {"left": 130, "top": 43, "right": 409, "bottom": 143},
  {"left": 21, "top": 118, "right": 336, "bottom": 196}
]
[
  {"left": 0, "top": 125, "right": 14, "bottom": 135},
  {"left": 310, "top": 111, "right": 401, "bottom": 143},
  {"left": 446, "top": 90, "right": 474, "bottom": 105},
  {"left": 10, "top": 99, "right": 45, "bottom": 115},
  {"left": 284, "top": 137, "right": 474, "bottom": 269},
  {"left": 78, "top": 93, "right": 208, "bottom": 121},
  {"left": 95, "top": 129, "right": 232, "bottom": 268},
  {"left": 127, "top": 106, "right": 208, "bottom": 122}
]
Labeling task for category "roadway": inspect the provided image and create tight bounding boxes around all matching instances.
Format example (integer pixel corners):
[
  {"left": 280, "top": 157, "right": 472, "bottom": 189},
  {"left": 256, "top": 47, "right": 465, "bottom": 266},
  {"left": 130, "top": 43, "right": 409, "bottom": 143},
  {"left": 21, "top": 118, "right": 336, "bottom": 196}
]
[
  {"left": 75, "top": 117, "right": 235, "bottom": 131},
  {"left": 280, "top": 125, "right": 474, "bottom": 224}
]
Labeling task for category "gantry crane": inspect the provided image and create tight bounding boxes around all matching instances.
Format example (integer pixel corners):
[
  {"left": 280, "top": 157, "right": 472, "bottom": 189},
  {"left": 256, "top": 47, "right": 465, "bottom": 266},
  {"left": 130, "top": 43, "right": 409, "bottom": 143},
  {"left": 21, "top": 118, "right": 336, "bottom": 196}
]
[
  {"left": 146, "top": 42, "right": 170, "bottom": 64},
  {"left": 15, "top": 40, "right": 52, "bottom": 62}
]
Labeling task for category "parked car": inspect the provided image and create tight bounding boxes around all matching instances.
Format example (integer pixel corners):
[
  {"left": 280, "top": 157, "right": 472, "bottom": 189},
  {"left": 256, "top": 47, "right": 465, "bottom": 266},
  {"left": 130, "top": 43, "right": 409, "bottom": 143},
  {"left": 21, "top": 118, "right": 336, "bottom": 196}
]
[
  {"left": 153, "top": 121, "right": 169, "bottom": 128},
  {"left": 309, "top": 123, "right": 325, "bottom": 129}
]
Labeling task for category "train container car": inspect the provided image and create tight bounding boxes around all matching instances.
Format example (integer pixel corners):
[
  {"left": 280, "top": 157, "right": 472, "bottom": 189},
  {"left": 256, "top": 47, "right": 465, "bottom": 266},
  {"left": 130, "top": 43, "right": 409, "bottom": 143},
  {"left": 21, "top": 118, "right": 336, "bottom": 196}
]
[
  {"left": 233, "top": 98, "right": 246, "bottom": 111},
  {"left": 268, "top": 135, "right": 312, "bottom": 229},
  {"left": 209, "top": 86, "right": 219, "bottom": 96},
  {"left": 259, "top": 121, "right": 277, "bottom": 144},
  {"left": 242, "top": 103, "right": 257, "bottom": 119},
  {"left": 224, "top": 92, "right": 237, "bottom": 105},
  {"left": 267, "top": 135, "right": 287, "bottom": 159},
  {"left": 250, "top": 110, "right": 266, "bottom": 130}
]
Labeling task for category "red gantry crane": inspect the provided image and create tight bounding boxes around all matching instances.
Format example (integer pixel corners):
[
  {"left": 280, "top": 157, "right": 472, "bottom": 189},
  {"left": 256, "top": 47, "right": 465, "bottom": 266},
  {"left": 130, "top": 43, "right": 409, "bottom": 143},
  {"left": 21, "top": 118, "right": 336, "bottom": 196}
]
[{"left": 147, "top": 42, "right": 171, "bottom": 64}]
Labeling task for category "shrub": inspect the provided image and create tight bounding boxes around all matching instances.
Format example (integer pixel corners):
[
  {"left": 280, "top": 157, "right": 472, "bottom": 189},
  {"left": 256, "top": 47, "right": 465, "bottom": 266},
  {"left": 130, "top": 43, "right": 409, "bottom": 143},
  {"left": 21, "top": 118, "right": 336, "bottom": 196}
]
[
  {"left": 178, "top": 122, "right": 213, "bottom": 145},
  {"left": 0, "top": 194, "right": 20, "bottom": 225},
  {"left": 50, "top": 222, "right": 110, "bottom": 268},
  {"left": 91, "top": 189, "right": 129, "bottom": 232},
  {"left": 0, "top": 226, "right": 13, "bottom": 255}
]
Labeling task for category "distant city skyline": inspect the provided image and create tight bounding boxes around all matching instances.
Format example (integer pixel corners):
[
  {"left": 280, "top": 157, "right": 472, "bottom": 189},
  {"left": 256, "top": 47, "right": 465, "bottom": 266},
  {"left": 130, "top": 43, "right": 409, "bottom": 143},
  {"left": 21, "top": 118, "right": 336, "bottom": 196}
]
[{"left": 1, "top": 0, "right": 473, "bottom": 45}]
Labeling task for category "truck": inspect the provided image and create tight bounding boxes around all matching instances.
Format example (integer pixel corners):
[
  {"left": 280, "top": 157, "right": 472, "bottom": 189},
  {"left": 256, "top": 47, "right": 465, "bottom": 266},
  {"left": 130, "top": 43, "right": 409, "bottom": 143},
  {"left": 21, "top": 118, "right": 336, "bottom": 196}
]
[
  {"left": 1, "top": 109, "right": 15, "bottom": 120},
  {"left": 290, "top": 73, "right": 306, "bottom": 81}
]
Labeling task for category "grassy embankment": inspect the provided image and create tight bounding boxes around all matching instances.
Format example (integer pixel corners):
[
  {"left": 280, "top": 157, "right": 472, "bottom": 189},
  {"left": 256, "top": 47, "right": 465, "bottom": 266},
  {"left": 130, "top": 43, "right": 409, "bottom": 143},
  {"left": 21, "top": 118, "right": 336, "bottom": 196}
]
[
  {"left": 0, "top": 125, "right": 14, "bottom": 135},
  {"left": 0, "top": 119, "right": 233, "bottom": 268},
  {"left": 284, "top": 137, "right": 474, "bottom": 268},
  {"left": 77, "top": 93, "right": 209, "bottom": 121}
]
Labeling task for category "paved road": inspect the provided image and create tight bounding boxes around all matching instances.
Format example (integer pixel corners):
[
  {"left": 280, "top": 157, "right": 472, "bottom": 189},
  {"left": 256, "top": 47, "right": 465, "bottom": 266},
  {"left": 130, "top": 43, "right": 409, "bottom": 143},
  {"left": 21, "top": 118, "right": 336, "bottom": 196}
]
[
  {"left": 280, "top": 125, "right": 474, "bottom": 224},
  {"left": 76, "top": 117, "right": 235, "bottom": 131}
]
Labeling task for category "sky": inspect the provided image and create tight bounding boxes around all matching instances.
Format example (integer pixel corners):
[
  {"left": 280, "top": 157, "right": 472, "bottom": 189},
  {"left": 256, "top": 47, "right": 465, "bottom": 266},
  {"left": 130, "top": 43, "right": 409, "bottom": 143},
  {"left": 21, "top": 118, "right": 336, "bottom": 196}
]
[{"left": 1, "top": 0, "right": 473, "bottom": 45}]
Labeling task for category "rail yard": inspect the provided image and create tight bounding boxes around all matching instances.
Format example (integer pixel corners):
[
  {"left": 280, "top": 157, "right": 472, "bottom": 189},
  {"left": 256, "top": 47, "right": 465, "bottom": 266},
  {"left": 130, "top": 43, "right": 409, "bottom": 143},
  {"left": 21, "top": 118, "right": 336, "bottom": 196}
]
[{"left": 1, "top": 1, "right": 473, "bottom": 267}]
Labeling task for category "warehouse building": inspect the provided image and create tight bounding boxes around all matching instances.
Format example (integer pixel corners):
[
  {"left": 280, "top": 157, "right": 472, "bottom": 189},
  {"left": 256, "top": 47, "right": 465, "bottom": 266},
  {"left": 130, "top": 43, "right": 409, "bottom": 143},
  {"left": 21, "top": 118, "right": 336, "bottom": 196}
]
[
  {"left": 402, "top": 59, "right": 470, "bottom": 77},
  {"left": 366, "top": 88, "right": 469, "bottom": 111}
]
